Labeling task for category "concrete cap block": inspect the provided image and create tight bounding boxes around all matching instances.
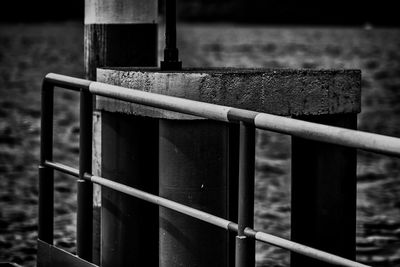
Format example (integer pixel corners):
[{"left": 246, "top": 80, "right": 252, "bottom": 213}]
[{"left": 96, "top": 67, "right": 361, "bottom": 119}]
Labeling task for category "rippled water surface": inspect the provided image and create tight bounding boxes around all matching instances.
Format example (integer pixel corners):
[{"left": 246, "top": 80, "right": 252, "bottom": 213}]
[{"left": 0, "top": 23, "right": 399, "bottom": 266}]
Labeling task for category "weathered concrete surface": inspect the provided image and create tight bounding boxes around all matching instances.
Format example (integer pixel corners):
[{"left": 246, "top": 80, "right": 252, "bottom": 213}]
[
  {"left": 96, "top": 67, "right": 361, "bottom": 118},
  {"left": 85, "top": 0, "right": 157, "bottom": 24}
]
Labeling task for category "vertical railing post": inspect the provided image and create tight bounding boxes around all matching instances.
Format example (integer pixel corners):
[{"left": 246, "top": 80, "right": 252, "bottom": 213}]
[
  {"left": 236, "top": 122, "right": 255, "bottom": 267},
  {"left": 228, "top": 123, "right": 240, "bottom": 267},
  {"left": 77, "top": 89, "right": 93, "bottom": 262},
  {"left": 38, "top": 80, "right": 54, "bottom": 244}
]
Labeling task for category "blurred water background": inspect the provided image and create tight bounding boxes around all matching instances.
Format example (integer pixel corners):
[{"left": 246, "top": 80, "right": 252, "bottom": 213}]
[{"left": 0, "top": 21, "right": 400, "bottom": 266}]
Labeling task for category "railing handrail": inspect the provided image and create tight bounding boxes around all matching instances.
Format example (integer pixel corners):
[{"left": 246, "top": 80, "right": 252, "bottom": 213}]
[
  {"left": 39, "top": 72, "right": 399, "bottom": 267},
  {"left": 45, "top": 73, "right": 400, "bottom": 157}
]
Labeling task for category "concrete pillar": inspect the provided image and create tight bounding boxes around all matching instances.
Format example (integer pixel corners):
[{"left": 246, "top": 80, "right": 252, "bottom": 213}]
[
  {"left": 159, "top": 120, "right": 235, "bottom": 267},
  {"left": 97, "top": 68, "right": 361, "bottom": 267},
  {"left": 291, "top": 114, "right": 357, "bottom": 267},
  {"left": 84, "top": 1, "right": 158, "bottom": 266}
]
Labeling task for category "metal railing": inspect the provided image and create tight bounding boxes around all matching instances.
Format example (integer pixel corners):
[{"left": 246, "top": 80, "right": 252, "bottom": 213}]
[{"left": 39, "top": 73, "right": 400, "bottom": 267}]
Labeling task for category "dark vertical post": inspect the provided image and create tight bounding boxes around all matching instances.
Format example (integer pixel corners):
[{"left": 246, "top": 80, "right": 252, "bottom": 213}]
[
  {"left": 235, "top": 122, "right": 255, "bottom": 267},
  {"left": 160, "top": 0, "right": 182, "bottom": 70},
  {"left": 85, "top": 0, "right": 159, "bottom": 265},
  {"left": 38, "top": 81, "right": 54, "bottom": 244},
  {"left": 165, "top": 0, "right": 177, "bottom": 53},
  {"left": 291, "top": 114, "right": 357, "bottom": 267},
  {"left": 77, "top": 89, "right": 93, "bottom": 262}
]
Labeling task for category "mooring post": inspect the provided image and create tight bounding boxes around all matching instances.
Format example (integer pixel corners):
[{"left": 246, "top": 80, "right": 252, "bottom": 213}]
[
  {"left": 84, "top": 0, "right": 158, "bottom": 265},
  {"left": 291, "top": 114, "right": 358, "bottom": 267}
]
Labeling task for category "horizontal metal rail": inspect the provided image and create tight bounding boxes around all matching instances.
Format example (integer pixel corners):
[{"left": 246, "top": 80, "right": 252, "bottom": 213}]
[
  {"left": 44, "top": 161, "right": 79, "bottom": 177},
  {"left": 246, "top": 229, "right": 368, "bottom": 267},
  {"left": 88, "top": 173, "right": 369, "bottom": 267},
  {"left": 45, "top": 73, "right": 400, "bottom": 157},
  {"left": 88, "top": 174, "right": 236, "bottom": 230},
  {"left": 44, "top": 160, "right": 369, "bottom": 267}
]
